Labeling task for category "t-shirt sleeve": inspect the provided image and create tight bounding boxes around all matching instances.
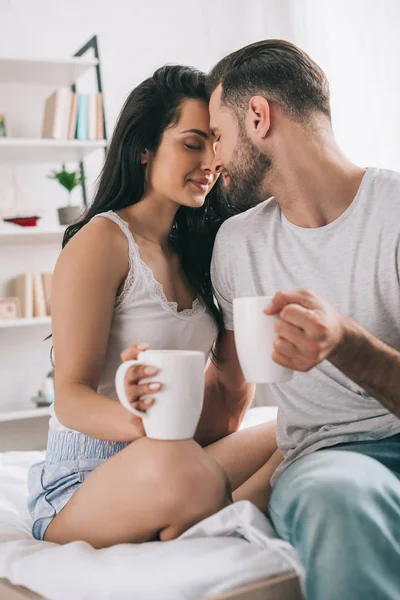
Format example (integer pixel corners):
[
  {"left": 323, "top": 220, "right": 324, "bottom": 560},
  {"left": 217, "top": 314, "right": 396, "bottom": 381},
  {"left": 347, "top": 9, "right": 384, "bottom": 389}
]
[{"left": 211, "top": 228, "right": 234, "bottom": 330}]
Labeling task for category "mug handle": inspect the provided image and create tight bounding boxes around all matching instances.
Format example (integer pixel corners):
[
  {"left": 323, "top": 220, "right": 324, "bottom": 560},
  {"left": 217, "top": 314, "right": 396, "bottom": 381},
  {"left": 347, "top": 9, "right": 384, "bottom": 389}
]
[{"left": 115, "top": 359, "right": 149, "bottom": 420}]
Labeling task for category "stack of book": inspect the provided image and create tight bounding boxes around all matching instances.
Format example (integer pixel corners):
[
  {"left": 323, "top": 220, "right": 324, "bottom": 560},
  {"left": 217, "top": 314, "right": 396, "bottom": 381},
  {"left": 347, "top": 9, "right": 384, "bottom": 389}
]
[
  {"left": 42, "top": 88, "right": 104, "bottom": 141},
  {"left": 13, "top": 272, "right": 52, "bottom": 318}
]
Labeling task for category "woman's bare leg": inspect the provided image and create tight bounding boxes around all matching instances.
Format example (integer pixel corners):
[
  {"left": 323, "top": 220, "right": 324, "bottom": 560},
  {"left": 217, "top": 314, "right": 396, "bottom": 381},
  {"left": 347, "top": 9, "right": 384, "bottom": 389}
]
[
  {"left": 44, "top": 420, "right": 278, "bottom": 548},
  {"left": 44, "top": 437, "right": 231, "bottom": 548},
  {"left": 205, "top": 420, "right": 278, "bottom": 490},
  {"left": 233, "top": 449, "right": 283, "bottom": 513}
]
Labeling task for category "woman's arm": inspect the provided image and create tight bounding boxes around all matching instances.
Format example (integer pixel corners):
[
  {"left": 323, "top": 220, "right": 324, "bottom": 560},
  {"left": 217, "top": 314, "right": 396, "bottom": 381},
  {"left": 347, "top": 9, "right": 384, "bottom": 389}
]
[{"left": 51, "top": 217, "right": 143, "bottom": 442}]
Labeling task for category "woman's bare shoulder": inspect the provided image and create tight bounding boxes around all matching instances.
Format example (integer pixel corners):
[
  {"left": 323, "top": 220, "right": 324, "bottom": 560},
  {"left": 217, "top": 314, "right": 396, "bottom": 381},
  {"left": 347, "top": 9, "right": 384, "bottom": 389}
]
[{"left": 56, "top": 214, "right": 130, "bottom": 283}]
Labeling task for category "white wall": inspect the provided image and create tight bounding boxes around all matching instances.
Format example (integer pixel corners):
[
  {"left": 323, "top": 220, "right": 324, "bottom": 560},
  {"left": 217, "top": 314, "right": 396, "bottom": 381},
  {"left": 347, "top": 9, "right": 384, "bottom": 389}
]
[{"left": 290, "top": 0, "right": 400, "bottom": 171}]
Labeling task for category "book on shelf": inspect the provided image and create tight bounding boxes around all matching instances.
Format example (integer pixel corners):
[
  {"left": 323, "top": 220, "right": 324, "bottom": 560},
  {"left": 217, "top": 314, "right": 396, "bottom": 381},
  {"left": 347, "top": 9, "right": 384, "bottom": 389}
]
[
  {"left": 33, "top": 272, "right": 47, "bottom": 318},
  {"left": 88, "top": 94, "right": 97, "bottom": 141},
  {"left": 13, "top": 272, "right": 52, "bottom": 319},
  {"left": 41, "top": 272, "right": 52, "bottom": 316},
  {"left": 42, "top": 88, "right": 72, "bottom": 140},
  {"left": 13, "top": 273, "right": 33, "bottom": 318},
  {"left": 67, "top": 92, "right": 79, "bottom": 140},
  {"left": 42, "top": 89, "right": 104, "bottom": 141},
  {"left": 76, "top": 94, "right": 89, "bottom": 140},
  {"left": 96, "top": 93, "right": 104, "bottom": 140}
]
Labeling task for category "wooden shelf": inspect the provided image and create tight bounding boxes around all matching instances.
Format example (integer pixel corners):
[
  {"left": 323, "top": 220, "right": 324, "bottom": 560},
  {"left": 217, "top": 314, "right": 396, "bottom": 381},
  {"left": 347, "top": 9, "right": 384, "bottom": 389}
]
[
  {"left": 0, "top": 138, "right": 107, "bottom": 164},
  {"left": 0, "top": 317, "right": 51, "bottom": 329},
  {"left": 0, "top": 407, "right": 50, "bottom": 422},
  {"left": 0, "top": 226, "right": 66, "bottom": 244},
  {"left": 0, "top": 56, "right": 98, "bottom": 86}
]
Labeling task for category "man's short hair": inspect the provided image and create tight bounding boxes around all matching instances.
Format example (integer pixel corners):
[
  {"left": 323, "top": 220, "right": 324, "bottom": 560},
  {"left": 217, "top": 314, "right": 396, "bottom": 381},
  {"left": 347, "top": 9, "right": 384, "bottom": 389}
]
[{"left": 208, "top": 39, "right": 331, "bottom": 123}]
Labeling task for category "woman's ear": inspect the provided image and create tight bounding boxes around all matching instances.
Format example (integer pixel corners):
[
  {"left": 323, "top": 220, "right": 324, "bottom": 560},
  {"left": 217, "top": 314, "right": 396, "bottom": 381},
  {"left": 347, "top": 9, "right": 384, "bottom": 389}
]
[{"left": 141, "top": 149, "right": 150, "bottom": 165}]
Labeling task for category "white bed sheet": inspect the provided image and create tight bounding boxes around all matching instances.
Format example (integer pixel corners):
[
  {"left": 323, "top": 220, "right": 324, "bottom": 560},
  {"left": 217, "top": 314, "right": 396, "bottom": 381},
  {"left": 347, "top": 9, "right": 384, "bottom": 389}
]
[{"left": 0, "top": 407, "right": 303, "bottom": 600}]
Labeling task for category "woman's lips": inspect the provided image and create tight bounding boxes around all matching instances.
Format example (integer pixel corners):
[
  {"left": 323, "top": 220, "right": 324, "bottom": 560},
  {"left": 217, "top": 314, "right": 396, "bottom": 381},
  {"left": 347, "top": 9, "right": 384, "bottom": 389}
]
[{"left": 189, "top": 180, "right": 209, "bottom": 192}]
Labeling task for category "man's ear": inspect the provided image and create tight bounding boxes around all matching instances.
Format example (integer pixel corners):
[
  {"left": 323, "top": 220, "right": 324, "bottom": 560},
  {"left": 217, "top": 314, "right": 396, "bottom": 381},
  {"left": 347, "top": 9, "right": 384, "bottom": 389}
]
[
  {"left": 247, "top": 96, "right": 271, "bottom": 139},
  {"left": 141, "top": 149, "right": 150, "bottom": 165}
]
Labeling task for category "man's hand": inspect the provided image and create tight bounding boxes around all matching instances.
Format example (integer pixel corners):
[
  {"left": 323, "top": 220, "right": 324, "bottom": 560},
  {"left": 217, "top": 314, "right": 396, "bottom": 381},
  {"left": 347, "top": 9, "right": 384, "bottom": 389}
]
[{"left": 265, "top": 289, "right": 345, "bottom": 372}]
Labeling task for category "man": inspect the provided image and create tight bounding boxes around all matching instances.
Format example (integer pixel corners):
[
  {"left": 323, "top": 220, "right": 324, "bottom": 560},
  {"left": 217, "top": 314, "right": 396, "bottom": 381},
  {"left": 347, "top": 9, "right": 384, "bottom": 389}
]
[{"left": 205, "top": 39, "right": 400, "bottom": 600}]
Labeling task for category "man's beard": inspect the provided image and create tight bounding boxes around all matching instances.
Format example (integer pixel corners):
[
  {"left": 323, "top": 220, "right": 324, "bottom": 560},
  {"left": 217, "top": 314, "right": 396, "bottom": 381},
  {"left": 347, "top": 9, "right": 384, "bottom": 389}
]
[{"left": 221, "top": 130, "right": 272, "bottom": 211}]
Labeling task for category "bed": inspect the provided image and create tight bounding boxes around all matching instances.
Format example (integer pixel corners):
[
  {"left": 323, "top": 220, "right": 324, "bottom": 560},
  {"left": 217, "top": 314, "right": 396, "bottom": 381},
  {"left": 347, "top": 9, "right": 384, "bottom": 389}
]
[{"left": 0, "top": 407, "right": 304, "bottom": 600}]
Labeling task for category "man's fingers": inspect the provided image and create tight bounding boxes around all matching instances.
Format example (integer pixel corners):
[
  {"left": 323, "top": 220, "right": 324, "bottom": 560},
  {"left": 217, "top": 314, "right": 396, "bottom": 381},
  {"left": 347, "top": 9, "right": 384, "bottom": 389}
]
[
  {"left": 275, "top": 316, "right": 304, "bottom": 344},
  {"left": 275, "top": 313, "right": 327, "bottom": 360},
  {"left": 272, "top": 350, "right": 312, "bottom": 373},
  {"left": 120, "top": 343, "right": 149, "bottom": 362},
  {"left": 265, "top": 289, "right": 317, "bottom": 315},
  {"left": 279, "top": 304, "right": 329, "bottom": 341},
  {"left": 274, "top": 336, "right": 298, "bottom": 359}
]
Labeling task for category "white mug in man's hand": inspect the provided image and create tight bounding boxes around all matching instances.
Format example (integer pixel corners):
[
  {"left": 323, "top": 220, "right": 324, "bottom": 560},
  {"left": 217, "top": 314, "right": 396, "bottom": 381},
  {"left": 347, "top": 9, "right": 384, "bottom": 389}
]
[
  {"left": 115, "top": 350, "right": 205, "bottom": 440},
  {"left": 233, "top": 296, "right": 293, "bottom": 384}
]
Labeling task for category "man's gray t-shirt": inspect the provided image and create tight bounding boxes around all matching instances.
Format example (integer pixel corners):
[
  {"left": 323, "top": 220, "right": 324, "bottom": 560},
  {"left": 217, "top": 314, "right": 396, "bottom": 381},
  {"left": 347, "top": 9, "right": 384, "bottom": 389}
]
[{"left": 211, "top": 167, "right": 400, "bottom": 482}]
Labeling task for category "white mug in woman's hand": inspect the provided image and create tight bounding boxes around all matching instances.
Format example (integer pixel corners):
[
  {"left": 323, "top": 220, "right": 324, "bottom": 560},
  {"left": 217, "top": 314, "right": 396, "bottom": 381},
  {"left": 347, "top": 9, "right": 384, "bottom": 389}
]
[
  {"left": 115, "top": 350, "right": 205, "bottom": 440},
  {"left": 233, "top": 296, "right": 293, "bottom": 384}
]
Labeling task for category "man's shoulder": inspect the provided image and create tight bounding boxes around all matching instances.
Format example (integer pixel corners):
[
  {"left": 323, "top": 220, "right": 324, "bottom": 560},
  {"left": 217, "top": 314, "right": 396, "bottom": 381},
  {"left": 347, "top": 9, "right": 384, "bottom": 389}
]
[
  {"left": 369, "top": 167, "right": 400, "bottom": 195},
  {"left": 365, "top": 167, "right": 400, "bottom": 221},
  {"left": 216, "top": 197, "right": 277, "bottom": 242}
]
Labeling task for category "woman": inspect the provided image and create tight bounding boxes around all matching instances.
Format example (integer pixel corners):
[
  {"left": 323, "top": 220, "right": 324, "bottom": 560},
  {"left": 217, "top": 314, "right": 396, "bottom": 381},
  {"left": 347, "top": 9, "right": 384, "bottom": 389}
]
[{"left": 27, "top": 65, "right": 280, "bottom": 548}]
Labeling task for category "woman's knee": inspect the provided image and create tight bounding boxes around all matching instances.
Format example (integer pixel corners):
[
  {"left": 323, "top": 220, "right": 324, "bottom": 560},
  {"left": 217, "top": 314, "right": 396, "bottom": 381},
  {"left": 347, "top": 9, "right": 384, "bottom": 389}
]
[
  {"left": 135, "top": 440, "right": 232, "bottom": 541},
  {"left": 159, "top": 467, "right": 231, "bottom": 541}
]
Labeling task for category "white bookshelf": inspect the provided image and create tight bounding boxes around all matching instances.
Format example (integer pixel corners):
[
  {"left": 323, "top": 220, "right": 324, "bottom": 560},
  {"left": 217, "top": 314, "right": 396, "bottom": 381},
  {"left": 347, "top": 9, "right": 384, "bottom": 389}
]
[
  {"left": 0, "top": 44, "right": 104, "bottom": 450},
  {"left": 0, "top": 138, "right": 107, "bottom": 164},
  {"left": 0, "top": 407, "right": 50, "bottom": 423},
  {"left": 0, "top": 56, "right": 98, "bottom": 86},
  {"left": 0, "top": 317, "right": 51, "bottom": 329},
  {"left": 0, "top": 227, "right": 66, "bottom": 244}
]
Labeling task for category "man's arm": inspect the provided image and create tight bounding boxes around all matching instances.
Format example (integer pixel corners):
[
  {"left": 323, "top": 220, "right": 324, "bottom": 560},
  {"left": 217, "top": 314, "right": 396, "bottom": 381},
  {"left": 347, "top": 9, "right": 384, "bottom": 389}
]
[
  {"left": 329, "top": 317, "right": 400, "bottom": 417},
  {"left": 195, "top": 331, "right": 256, "bottom": 446},
  {"left": 266, "top": 289, "right": 400, "bottom": 418}
]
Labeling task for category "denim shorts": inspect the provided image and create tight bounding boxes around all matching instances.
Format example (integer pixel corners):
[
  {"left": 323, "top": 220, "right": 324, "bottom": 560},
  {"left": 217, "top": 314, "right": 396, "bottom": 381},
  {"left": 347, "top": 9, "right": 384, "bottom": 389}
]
[{"left": 27, "top": 430, "right": 129, "bottom": 541}]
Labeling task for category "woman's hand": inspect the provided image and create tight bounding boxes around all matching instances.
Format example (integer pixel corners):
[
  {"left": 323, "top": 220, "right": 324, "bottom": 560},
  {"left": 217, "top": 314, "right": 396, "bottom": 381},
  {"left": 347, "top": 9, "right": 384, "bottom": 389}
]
[{"left": 120, "top": 343, "right": 161, "bottom": 435}]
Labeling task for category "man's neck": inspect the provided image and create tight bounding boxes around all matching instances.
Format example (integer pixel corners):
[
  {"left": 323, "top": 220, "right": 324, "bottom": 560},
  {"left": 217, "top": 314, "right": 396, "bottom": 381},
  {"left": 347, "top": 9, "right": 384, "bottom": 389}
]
[{"left": 267, "top": 121, "right": 366, "bottom": 228}]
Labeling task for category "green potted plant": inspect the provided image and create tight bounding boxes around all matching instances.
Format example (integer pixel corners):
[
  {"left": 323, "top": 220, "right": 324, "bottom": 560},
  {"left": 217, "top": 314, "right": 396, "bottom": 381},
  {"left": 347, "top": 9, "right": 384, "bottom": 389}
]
[{"left": 48, "top": 164, "right": 84, "bottom": 225}]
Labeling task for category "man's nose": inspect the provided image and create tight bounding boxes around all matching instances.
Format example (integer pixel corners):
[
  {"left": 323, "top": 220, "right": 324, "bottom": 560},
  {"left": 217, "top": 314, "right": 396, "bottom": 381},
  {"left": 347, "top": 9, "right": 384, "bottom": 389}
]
[{"left": 210, "top": 154, "right": 223, "bottom": 174}]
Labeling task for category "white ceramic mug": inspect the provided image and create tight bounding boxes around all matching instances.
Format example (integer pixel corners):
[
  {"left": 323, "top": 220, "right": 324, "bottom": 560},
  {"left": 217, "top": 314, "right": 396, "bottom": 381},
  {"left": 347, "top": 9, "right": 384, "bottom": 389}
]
[
  {"left": 115, "top": 350, "right": 205, "bottom": 440},
  {"left": 233, "top": 296, "right": 293, "bottom": 384}
]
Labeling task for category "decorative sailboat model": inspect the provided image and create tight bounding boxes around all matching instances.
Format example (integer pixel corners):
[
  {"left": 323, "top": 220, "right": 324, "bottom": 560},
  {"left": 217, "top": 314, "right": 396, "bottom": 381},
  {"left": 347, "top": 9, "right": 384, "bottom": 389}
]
[{"left": 1, "top": 173, "right": 41, "bottom": 227}]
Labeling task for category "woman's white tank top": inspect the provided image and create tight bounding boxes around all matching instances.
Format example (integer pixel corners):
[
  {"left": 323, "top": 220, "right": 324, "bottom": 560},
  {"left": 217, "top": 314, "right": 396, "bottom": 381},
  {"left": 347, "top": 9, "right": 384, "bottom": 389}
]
[{"left": 49, "top": 210, "right": 218, "bottom": 432}]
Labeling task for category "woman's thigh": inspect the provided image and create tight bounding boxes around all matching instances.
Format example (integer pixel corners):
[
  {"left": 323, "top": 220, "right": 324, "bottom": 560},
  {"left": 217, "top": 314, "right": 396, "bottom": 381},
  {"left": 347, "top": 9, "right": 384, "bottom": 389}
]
[
  {"left": 44, "top": 437, "right": 230, "bottom": 548},
  {"left": 205, "top": 420, "right": 277, "bottom": 491}
]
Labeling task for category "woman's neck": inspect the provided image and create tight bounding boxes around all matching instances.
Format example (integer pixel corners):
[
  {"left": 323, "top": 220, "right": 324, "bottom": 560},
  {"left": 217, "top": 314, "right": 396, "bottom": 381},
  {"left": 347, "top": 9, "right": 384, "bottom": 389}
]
[{"left": 121, "top": 192, "right": 178, "bottom": 249}]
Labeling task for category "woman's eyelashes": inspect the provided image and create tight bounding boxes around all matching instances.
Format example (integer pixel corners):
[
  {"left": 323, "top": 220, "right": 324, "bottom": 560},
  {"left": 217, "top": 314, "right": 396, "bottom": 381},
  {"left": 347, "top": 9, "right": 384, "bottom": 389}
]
[{"left": 184, "top": 141, "right": 203, "bottom": 151}]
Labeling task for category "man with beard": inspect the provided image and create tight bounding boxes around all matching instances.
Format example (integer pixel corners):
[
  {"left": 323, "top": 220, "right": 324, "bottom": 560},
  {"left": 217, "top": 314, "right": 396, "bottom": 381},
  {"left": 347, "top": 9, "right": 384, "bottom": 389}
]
[{"left": 203, "top": 40, "right": 400, "bottom": 600}]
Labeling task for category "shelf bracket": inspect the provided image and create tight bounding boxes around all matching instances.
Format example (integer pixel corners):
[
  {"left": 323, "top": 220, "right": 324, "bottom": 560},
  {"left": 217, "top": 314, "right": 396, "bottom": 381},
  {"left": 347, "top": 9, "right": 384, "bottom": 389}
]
[{"left": 71, "top": 35, "right": 107, "bottom": 206}]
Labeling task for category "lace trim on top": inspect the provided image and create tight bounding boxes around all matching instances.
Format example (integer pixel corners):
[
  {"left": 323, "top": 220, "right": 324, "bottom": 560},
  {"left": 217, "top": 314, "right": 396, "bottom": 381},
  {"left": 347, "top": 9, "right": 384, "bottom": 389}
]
[{"left": 94, "top": 211, "right": 204, "bottom": 318}]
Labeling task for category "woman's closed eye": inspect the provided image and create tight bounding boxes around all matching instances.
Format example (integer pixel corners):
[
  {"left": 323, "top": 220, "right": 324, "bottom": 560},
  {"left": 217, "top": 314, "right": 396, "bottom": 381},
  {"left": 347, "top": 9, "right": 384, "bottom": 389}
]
[
  {"left": 184, "top": 141, "right": 203, "bottom": 151},
  {"left": 185, "top": 144, "right": 202, "bottom": 151}
]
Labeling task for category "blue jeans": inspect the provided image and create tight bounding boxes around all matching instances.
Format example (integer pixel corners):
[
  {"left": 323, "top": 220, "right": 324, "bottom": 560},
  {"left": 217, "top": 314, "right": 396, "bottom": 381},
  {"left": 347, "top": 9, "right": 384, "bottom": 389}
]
[{"left": 269, "top": 435, "right": 400, "bottom": 600}]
